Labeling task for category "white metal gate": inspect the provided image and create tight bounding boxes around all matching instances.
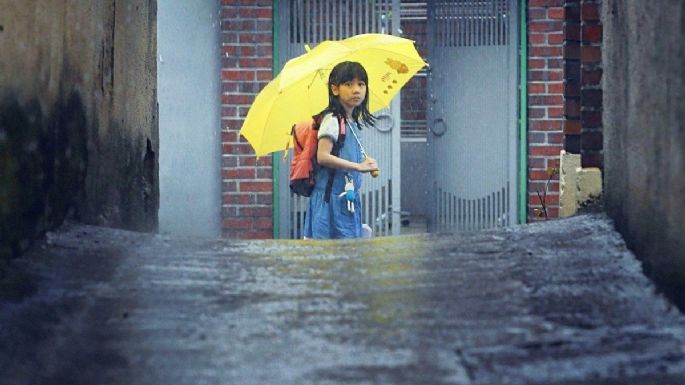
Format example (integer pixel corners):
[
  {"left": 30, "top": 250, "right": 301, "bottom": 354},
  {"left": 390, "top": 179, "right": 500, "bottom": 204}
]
[
  {"left": 277, "top": 0, "right": 402, "bottom": 238},
  {"left": 427, "top": 0, "right": 519, "bottom": 232}
]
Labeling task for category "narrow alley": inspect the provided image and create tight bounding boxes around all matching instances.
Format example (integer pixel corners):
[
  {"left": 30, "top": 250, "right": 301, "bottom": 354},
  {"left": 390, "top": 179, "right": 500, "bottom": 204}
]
[{"left": 2, "top": 214, "right": 684, "bottom": 384}]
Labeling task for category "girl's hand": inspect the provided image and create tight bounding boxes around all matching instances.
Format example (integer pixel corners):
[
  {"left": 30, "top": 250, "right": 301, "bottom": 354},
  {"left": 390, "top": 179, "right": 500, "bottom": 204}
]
[{"left": 358, "top": 157, "right": 378, "bottom": 173}]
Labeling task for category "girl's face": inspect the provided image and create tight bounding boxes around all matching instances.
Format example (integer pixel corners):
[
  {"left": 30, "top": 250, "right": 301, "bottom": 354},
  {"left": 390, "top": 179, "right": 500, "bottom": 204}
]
[{"left": 331, "top": 78, "right": 367, "bottom": 115}]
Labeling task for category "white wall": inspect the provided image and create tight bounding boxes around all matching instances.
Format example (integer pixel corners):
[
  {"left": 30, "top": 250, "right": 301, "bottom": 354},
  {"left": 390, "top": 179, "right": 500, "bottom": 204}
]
[{"left": 157, "top": 0, "right": 221, "bottom": 237}]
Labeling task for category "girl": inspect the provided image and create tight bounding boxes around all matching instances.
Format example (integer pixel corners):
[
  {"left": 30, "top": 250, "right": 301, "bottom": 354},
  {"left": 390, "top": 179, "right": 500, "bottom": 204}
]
[{"left": 303, "top": 61, "right": 379, "bottom": 239}]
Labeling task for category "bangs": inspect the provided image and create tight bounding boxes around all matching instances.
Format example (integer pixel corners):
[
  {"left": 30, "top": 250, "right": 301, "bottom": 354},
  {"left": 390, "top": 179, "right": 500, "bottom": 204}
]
[{"left": 330, "top": 62, "right": 368, "bottom": 84}]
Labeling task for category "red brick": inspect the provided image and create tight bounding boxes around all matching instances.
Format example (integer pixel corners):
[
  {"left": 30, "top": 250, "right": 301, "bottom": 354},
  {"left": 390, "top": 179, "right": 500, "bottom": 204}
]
[
  {"left": 581, "top": 152, "right": 603, "bottom": 168},
  {"left": 581, "top": 3, "right": 600, "bottom": 21},
  {"left": 529, "top": 107, "right": 547, "bottom": 119},
  {"left": 530, "top": 120, "right": 562, "bottom": 131},
  {"left": 222, "top": 131, "right": 238, "bottom": 142},
  {"left": 222, "top": 194, "right": 254, "bottom": 205},
  {"left": 528, "top": 157, "right": 546, "bottom": 169},
  {"left": 223, "top": 94, "right": 254, "bottom": 105},
  {"left": 529, "top": 70, "right": 563, "bottom": 81},
  {"left": 582, "top": 69, "right": 603, "bottom": 86},
  {"left": 548, "top": 107, "right": 565, "bottom": 118},
  {"left": 529, "top": 95, "right": 563, "bottom": 106},
  {"left": 528, "top": 170, "right": 559, "bottom": 180},
  {"left": 564, "top": 81, "right": 580, "bottom": 97},
  {"left": 222, "top": 82, "right": 238, "bottom": 93},
  {"left": 221, "top": 70, "right": 255, "bottom": 81},
  {"left": 530, "top": 46, "right": 563, "bottom": 57},
  {"left": 239, "top": 156, "right": 272, "bottom": 167},
  {"left": 548, "top": 82, "right": 564, "bottom": 94},
  {"left": 581, "top": 89, "right": 603, "bottom": 106},
  {"left": 528, "top": 180, "right": 559, "bottom": 192},
  {"left": 223, "top": 218, "right": 253, "bottom": 230},
  {"left": 529, "top": 33, "right": 547, "bottom": 46},
  {"left": 256, "top": 70, "right": 272, "bottom": 81},
  {"left": 223, "top": 143, "right": 255, "bottom": 155},
  {"left": 239, "top": 58, "right": 272, "bottom": 68},
  {"left": 548, "top": 32, "right": 565, "bottom": 44},
  {"left": 528, "top": 0, "right": 565, "bottom": 6},
  {"left": 256, "top": 194, "right": 273, "bottom": 205},
  {"left": 581, "top": 131, "right": 603, "bottom": 151},
  {"left": 529, "top": 132, "right": 547, "bottom": 143},
  {"left": 222, "top": 46, "right": 237, "bottom": 55},
  {"left": 582, "top": 25, "right": 602, "bottom": 43},
  {"left": 548, "top": 7, "right": 565, "bottom": 20},
  {"left": 240, "top": 181, "right": 272, "bottom": 192},
  {"left": 581, "top": 110, "right": 602, "bottom": 128},
  {"left": 256, "top": 168, "right": 273, "bottom": 179},
  {"left": 529, "top": 83, "right": 546, "bottom": 94},
  {"left": 581, "top": 46, "right": 601, "bottom": 63},
  {"left": 221, "top": 7, "right": 238, "bottom": 19},
  {"left": 547, "top": 58, "right": 564, "bottom": 69},
  {"left": 223, "top": 168, "right": 255, "bottom": 179},
  {"left": 223, "top": 180, "right": 237, "bottom": 192},
  {"left": 548, "top": 132, "right": 564, "bottom": 143},
  {"left": 221, "top": 118, "right": 242, "bottom": 130},
  {"left": 528, "top": 8, "right": 548, "bottom": 20},
  {"left": 240, "top": 207, "right": 272, "bottom": 217},
  {"left": 564, "top": 24, "right": 581, "bottom": 41},
  {"left": 563, "top": 119, "right": 581, "bottom": 134},
  {"left": 528, "top": 58, "right": 546, "bottom": 69},
  {"left": 529, "top": 146, "right": 563, "bottom": 156},
  {"left": 254, "top": 217, "right": 272, "bottom": 229},
  {"left": 528, "top": 194, "right": 559, "bottom": 205},
  {"left": 564, "top": 99, "right": 581, "bottom": 117}
]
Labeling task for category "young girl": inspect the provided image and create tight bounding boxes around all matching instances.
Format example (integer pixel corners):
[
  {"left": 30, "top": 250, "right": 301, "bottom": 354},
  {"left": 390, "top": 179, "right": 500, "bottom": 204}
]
[{"left": 303, "top": 61, "right": 379, "bottom": 239}]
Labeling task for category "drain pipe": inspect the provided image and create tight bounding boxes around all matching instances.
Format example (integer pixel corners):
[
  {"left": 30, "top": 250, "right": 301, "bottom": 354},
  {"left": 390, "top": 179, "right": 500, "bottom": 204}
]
[{"left": 519, "top": 0, "right": 528, "bottom": 225}]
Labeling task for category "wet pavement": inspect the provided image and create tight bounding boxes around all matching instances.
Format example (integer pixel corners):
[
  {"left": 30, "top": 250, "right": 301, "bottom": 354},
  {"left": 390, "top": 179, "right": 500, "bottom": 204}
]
[{"left": 1, "top": 213, "right": 685, "bottom": 385}]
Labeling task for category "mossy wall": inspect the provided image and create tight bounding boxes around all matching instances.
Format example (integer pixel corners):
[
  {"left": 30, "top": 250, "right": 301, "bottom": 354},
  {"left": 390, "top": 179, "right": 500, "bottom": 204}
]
[
  {"left": 602, "top": 0, "right": 685, "bottom": 309},
  {"left": 0, "top": 0, "right": 158, "bottom": 261}
]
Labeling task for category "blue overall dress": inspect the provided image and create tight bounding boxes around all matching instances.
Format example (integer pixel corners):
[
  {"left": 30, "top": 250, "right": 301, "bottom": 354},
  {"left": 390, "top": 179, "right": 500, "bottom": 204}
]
[{"left": 303, "top": 115, "right": 364, "bottom": 239}]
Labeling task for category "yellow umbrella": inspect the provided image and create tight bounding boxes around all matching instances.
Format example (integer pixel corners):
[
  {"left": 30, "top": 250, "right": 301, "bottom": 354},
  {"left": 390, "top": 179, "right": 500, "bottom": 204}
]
[{"left": 240, "top": 33, "right": 427, "bottom": 157}]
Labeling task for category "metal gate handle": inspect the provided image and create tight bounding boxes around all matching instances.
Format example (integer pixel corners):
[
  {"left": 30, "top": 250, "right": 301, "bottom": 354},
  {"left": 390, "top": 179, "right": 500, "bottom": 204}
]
[
  {"left": 430, "top": 118, "right": 447, "bottom": 137},
  {"left": 375, "top": 113, "right": 394, "bottom": 133}
]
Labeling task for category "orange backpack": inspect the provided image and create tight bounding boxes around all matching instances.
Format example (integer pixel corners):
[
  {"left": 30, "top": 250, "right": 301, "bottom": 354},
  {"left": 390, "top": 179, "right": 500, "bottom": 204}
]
[{"left": 289, "top": 114, "right": 346, "bottom": 201}]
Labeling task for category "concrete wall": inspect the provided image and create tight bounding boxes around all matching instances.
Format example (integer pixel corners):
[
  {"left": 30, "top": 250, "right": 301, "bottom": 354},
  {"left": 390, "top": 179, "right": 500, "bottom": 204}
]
[
  {"left": 158, "top": 0, "right": 221, "bottom": 238},
  {"left": 602, "top": 1, "right": 685, "bottom": 308},
  {"left": 0, "top": 0, "right": 158, "bottom": 260}
]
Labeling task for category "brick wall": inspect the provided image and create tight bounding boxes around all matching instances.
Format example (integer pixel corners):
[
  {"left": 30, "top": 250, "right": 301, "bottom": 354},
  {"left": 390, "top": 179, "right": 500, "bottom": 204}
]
[
  {"left": 579, "top": 0, "right": 602, "bottom": 168},
  {"left": 526, "top": 0, "right": 602, "bottom": 220},
  {"left": 220, "top": 1, "right": 274, "bottom": 239},
  {"left": 527, "top": 0, "right": 566, "bottom": 220}
]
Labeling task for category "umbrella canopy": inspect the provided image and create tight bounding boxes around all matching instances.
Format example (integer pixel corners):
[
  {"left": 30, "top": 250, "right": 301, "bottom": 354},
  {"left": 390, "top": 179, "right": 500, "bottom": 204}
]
[{"left": 240, "top": 33, "right": 427, "bottom": 157}]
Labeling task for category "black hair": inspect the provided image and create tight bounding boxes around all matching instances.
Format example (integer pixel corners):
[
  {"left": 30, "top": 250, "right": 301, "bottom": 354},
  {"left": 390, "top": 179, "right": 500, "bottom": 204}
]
[{"left": 318, "top": 61, "right": 375, "bottom": 128}]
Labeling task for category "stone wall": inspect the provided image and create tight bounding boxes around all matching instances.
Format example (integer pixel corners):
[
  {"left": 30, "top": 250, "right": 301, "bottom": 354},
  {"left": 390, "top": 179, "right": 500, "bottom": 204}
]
[
  {"left": 0, "top": 0, "right": 158, "bottom": 261},
  {"left": 602, "top": 0, "right": 685, "bottom": 309}
]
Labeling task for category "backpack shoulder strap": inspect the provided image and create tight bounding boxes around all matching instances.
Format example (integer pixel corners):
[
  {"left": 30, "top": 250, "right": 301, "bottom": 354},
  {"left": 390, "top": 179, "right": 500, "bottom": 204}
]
[{"left": 324, "top": 116, "right": 346, "bottom": 203}]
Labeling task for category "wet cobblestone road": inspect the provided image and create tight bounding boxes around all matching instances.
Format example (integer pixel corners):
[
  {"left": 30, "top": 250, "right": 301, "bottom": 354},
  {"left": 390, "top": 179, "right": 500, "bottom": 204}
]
[{"left": 1, "top": 214, "right": 685, "bottom": 384}]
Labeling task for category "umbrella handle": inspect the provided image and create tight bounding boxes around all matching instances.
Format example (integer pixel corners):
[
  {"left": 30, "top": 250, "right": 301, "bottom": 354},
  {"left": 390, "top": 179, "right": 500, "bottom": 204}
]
[{"left": 364, "top": 156, "right": 380, "bottom": 178}]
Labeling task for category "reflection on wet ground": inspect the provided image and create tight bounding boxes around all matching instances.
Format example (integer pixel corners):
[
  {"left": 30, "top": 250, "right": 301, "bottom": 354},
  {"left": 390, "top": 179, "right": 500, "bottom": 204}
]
[{"left": 1, "top": 214, "right": 684, "bottom": 384}]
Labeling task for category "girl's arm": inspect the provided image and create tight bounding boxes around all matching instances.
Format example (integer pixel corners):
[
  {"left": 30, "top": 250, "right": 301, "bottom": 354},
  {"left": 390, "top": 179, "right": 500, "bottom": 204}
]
[{"left": 317, "top": 138, "right": 377, "bottom": 172}]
